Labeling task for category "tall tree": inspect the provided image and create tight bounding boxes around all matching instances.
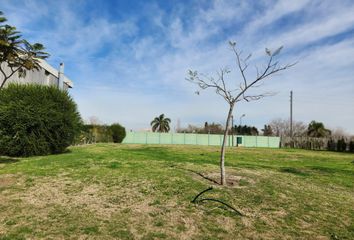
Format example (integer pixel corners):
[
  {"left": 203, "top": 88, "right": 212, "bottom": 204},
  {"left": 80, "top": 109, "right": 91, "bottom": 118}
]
[
  {"left": 262, "top": 125, "right": 273, "bottom": 136},
  {"left": 150, "top": 114, "right": 171, "bottom": 133},
  {"left": 307, "top": 121, "right": 331, "bottom": 138},
  {"left": 0, "top": 11, "right": 49, "bottom": 89},
  {"left": 187, "top": 41, "right": 295, "bottom": 185}
]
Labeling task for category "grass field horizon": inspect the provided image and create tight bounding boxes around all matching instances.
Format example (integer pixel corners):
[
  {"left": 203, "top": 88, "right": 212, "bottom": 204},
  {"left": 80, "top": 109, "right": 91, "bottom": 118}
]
[{"left": 1, "top": 144, "right": 353, "bottom": 239}]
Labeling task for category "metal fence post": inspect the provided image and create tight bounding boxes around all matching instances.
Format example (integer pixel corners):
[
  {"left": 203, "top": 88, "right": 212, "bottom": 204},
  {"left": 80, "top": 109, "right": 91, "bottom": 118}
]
[{"left": 267, "top": 136, "right": 269, "bottom": 148}]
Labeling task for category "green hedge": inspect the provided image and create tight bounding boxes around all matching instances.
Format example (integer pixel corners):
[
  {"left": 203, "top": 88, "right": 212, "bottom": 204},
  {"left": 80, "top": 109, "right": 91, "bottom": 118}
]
[
  {"left": 110, "top": 123, "right": 126, "bottom": 143},
  {"left": 0, "top": 84, "right": 82, "bottom": 157}
]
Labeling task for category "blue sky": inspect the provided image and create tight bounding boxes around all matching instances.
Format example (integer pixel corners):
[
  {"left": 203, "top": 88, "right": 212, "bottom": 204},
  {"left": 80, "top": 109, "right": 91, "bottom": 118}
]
[{"left": 2, "top": 0, "right": 354, "bottom": 134}]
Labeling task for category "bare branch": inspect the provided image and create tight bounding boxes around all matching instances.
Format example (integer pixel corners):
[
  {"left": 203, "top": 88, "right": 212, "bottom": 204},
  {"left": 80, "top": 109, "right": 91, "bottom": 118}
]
[
  {"left": 186, "top": 43, "right": 296, "bottom": 105},
  {"left": 242, "top": 91, "right": 277, "bottom": 102}
]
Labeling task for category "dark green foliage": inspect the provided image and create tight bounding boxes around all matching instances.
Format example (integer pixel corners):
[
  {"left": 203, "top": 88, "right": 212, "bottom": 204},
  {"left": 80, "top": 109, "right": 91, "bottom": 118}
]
[
  {"left": 336, "top": 138, "right": 347, "bottom": 152},
  {"left": 0, "top": 84, "right": 82, "bottom": 157},
  {"left": 307, "top": 121, "right": 331, "bottom": 138},
  {"left": 233, "top": 125, "right": 259, "bottom": 135},
  {"left": 77, "top": 123, "right": 126, "bottom": 144},
  {"left": 78, "top": 124, "right": 112, "bottom": 143},
  {"left": 349, "top": 141, "right": 354, "bottom": 153},
  {"left": 110, "top": 123, "right": 126, "bottom": 143},
  {"left": 327, "top": 139, "right": 336, "bottom": 151},
  {"left": 151, "top": 114, "right": 171, "bottom": 132}
]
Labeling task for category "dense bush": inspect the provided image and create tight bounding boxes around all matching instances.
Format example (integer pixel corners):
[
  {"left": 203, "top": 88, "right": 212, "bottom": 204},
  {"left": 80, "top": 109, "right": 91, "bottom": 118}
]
[
  {"left": 349, "top": 141, "right": 354, "bottom": 153},
  {"left": 110, "top": 123, "right": 126, "bottom": 143},
  {"left": 80, "top": 124, "right": 112, "bottom": 143},
  {"left": 336, "top": 138, "right": 347, "bottom": 152},
  {"left": 76, "top": 123, "right": 126, "bottom": 144},
  {"left": 327, "top": 139, "right": 336, "bottom": 151},
  {"left": 0, "top": 84, "right": 82, "bottom": 157}
]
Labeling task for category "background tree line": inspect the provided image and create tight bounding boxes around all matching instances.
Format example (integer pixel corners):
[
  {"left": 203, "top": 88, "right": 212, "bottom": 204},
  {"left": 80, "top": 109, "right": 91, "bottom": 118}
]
[{"left": 76, "top": 116, "right": 126, "bottom": 144}]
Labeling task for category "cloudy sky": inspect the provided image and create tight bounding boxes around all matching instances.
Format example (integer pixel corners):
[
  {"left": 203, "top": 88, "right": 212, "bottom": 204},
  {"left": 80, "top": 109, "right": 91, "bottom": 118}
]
[{"left": 2, "top": 0, "right": 354, "bottom": 133}]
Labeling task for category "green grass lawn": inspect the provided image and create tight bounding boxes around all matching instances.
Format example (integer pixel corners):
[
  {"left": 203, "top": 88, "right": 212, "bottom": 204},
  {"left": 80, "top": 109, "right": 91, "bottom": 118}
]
[{"left": 0, "top": 144, "right": 353, "bottom": 239}]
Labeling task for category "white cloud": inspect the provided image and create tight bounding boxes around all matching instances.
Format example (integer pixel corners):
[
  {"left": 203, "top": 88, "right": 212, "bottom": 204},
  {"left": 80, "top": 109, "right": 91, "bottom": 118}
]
[{"left": 2, "top": 0, "right": 353, "bottom": 134}]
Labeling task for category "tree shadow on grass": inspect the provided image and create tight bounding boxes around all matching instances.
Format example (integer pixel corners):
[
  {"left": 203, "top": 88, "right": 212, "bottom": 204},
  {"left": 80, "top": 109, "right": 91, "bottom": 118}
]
[
  {"left": 279, "top": 167, "right": 310, "bottom": 176},
  {"left": 0, "top": 157, "right": 19, "bottom": 164}
]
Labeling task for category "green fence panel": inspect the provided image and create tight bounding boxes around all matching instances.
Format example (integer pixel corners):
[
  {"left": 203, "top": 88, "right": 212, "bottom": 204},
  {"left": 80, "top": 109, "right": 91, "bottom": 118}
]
[
  {"left": 256, "top": 136, "right": 268, "bottom": 147},
  {"left": 243, "top": 136, "right": 256, "bottom": 147},
  {"left": 172, "top": 133, "right": 184, "bottom": 144},
  {"left": 184, "top": 134, "right": 196, "bottom": 145},
  {"left": 160, "top": 133, "right": 172, "bottom": 144},
  {"left": 268, "top": 137, "right": 280, "bottom": 148},
  {"left": 122, "top": 132, "right": 279, "bottom": 148}
]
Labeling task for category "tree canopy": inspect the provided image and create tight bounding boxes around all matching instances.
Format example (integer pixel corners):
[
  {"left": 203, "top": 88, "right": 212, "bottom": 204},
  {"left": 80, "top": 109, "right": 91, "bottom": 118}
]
[
  {"left": 150, "top": 114, "right": 171, "bottom": 133},
  {"left": 307, "top": 121, "right": 331, "bottom": 138}
]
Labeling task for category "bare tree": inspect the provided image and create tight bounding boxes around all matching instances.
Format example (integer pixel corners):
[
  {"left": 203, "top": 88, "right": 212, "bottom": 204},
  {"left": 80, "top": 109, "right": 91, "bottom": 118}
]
[
  {"left": 186, "top": 41, "right": 295, "bottom": 185},
  {"left": 269, "top": 118, "right": 307, "bottom": 137},
  {"left": 330, "top": 127, "right": 350, "bottom": 138}
]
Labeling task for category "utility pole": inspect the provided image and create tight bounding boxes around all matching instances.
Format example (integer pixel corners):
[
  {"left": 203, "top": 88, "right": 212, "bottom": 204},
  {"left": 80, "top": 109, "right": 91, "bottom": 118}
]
[
  {"left": 290, "top": 90, "right": 293, "bottom": 138},
  {"left": 239, "top": 114, "right": 245, "bottom": 126},
  {"left": 231, "top": 115, "right": 234, "bottom": 146}
]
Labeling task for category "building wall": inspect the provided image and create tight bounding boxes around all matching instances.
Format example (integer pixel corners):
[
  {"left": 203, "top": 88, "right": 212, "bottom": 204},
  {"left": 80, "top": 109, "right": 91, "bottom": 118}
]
[
  {"left": 0, "top": 62, "right": 69, "bottom": 89},
  {"left": 122, "top": 132, "right": 280, "bottom": 148}
]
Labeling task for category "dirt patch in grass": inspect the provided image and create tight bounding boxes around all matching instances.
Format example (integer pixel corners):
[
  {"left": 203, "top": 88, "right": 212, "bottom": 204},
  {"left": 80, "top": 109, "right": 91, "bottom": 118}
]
[
  {"left": 188, "top": 168, "right": 257, "bottom": 188},
  {"left": 18, "top": 176, "right": 197, "bottom": 223},
  {"left": 0, "top": 174, "right": 25, "bottom": 189},
  {"left": 19, "top": 177, "right": 152, "bottom": 219},
  {"left": 0, "top": 174, "right": 17, "bottom": 188}
]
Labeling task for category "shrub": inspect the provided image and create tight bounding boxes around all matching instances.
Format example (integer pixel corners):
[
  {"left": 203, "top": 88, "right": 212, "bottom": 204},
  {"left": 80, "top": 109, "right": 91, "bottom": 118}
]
[
  {"left": 77, "top": 124, "right": 113, "bottom": 144},
  {"left": 349, "top": 141, "right": 354, "bottom": 153},
  {"left": 336, "top": 138, "right": 347, "bottom": 152},
  {"left": 0, "top": 84, "right": 82, "bottom": 157},
  {"left": 327, "top": 139, "right": 336, "bottom": 151},
  {"left": 110, "top": 123, "right": 126, "bottom": 143}
]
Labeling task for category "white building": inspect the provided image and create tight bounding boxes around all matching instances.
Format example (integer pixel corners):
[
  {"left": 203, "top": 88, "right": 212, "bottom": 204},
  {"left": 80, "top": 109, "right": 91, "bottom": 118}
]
[{"left": 0, "top": 60, "right": 73, "bottom": 89}]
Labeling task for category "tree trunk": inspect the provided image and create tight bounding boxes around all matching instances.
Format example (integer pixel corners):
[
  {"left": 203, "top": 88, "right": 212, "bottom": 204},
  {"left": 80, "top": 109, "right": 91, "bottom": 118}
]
[
  {"left": 0, "top": 76, "right": 8, "bottom": 89},
  {"left": 220, "top": 104, "right": 234, "bottom": 185}
]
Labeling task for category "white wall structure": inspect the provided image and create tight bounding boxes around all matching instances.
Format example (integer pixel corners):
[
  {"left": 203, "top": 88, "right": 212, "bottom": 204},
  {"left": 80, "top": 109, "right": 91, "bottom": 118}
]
[{"left": 0, "top": 59, "right": 73, "bottom": 90}]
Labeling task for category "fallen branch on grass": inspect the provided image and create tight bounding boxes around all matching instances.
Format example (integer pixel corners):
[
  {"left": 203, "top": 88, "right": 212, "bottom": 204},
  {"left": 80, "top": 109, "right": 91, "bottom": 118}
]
[{"left": 191, "top": 187, "right": 243, "bottom": 216}]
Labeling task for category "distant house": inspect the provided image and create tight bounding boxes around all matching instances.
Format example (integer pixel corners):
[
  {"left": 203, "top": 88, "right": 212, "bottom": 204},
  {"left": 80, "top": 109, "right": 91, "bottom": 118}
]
[{"left": 0, "top": 60, "right": 73, "bottom": 89}]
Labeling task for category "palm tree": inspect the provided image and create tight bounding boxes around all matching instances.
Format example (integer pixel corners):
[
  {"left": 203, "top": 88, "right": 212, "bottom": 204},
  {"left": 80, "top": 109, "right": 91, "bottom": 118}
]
[
  {"left": 307, "top": 121, "right": 331, "bottom": 138},
  {"left": 0, "top": 11, "right": 49, "bottom": 89},
  {"left": 150, "top": 114, "right": 171, "bottom": 132}
]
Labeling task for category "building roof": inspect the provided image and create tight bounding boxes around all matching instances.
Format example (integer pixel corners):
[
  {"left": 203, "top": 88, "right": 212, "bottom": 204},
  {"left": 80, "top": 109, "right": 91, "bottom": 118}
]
[{"left": 38, "top": 59, "right": 74, "bottom": 88}]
